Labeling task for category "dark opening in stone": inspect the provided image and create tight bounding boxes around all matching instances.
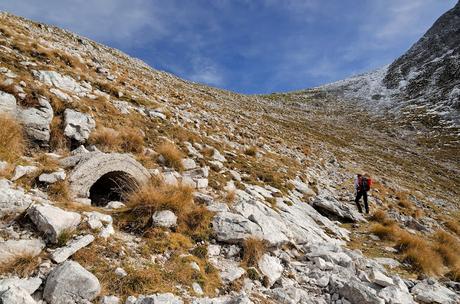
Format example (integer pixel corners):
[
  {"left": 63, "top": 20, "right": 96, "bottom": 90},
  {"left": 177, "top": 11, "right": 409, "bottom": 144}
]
[{"left": 89, "top": 171, "right": 137, "bottom": 206}]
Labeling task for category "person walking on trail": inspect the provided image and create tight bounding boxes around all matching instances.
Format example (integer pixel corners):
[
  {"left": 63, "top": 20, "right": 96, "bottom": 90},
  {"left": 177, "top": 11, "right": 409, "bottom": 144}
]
[{"left": 354, "top": 173, "right": 372, "bottom": 214}]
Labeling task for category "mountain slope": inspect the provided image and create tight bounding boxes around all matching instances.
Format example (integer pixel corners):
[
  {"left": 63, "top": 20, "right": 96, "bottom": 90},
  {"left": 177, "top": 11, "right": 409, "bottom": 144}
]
[{"left": 0, "top": 9, "right": 459, "bottom": 304}]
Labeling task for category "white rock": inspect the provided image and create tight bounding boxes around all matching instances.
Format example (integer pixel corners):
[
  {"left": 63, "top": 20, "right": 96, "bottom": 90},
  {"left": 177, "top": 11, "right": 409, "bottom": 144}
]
[
  {"left": 0, "top": 91, "right": 16, "bottom": 115},
  {"left": 17, "top": 97, "right": 53, "bottom": 142},
  {"left": 105, "top": 201, "right": 126, "bottom": 209},
  {"left": 258, "top": 254, "right": 283, "bottom": 287},
  {"left": 63, "top": 109, "right": 96, "bottom": 142},
  {"left": 11, "top": 165, "right": 38, "bottom": 181},
  {"left": 50, "top": 88, "right": 71, "bottom": 102},
  {"left": 182, "top": 176, "right": 197, "bottom": 188},
  {"left": 99, "top": 223, "right": 115, "bottom": 238},
  {"left": 151, "top": 210, "right": 177, "bottom": 228},
  {"left": 0, "top": 239, "right": 45, "bottom": 263},
  {"left": 378, "top": 286, "right": 415, "bottom": 304},
  {"left": 115, "top": 267, "right": 127, "bottom": 277},
  {"left": 37, "top": 70, "right": 90, "bottom": 95},
  {"left": 192, "top": 282, "right": 203, "bottom": 296},
  {"left": 44, "top": 261, "right": 100, "bottom": 304},
  {"left": 0, "top": 179, "right": 33, "bottom": 216},
  {"left": 196, "top": 178, "right": 208, "bottom": 189},
  {"left": 212, "top": 212, "right": 263, "bottom": 244},
  {"left": 190, "top": 262, "right": 200, "bottom": 272},
  {"left": 207, "top": 244, "right": 221, "bottom": 257},
  {"left": 411, "top": 281, "right": 460, "bottom": 304},
  {"left": 229, "top": 170, "right": 242, "bottom": 181},
  {"left": 212, "top": 149, "right": 226, "bottom": 162},
  {"left": 0, "top": 286, "right": 37, "bottom": 304},
  {"left": 369, "top": 269, "right": 394, "bottom": 287},
  {"left": 100, "top": 295, "right": 120, "bottom": 304},
  {"left": 182, "top": 158, "right": 197, "bottom": 170},
  {"left": 51, "top": 234, "right": 95, "bottom": 263},
  {"left": 27, "top": 204, "right": 81, "bottom": 243},
  {"left": 38, "top": 169, "right": 66, "bottom": 184},
  {"left": 134, "top": 293, "right": 183, "bottom": 304},
  {"left": 0, "top": 277, "right": 42, "bottom": 294}
]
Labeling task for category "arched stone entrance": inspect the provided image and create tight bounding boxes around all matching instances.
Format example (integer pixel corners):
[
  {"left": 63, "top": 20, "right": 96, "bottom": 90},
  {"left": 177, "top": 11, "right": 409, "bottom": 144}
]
[{"left": 62, "top": 152, "right": 150, "bottom": 205}]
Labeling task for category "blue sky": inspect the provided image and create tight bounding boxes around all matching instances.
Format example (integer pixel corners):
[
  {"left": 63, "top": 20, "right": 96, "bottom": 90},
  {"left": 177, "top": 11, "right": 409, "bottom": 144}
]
[{"left": 0, "top": 0, "right": 457, "bottom": 94}]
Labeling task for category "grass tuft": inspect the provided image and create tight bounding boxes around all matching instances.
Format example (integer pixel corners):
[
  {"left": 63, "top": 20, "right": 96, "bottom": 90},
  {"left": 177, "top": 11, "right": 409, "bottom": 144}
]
[
  {"left": 241, "top": 238, "right": 267, "bottom": 268},
  {"left": 0, "top": 114, "right": 25, "bottom": 162},
  {"left": 0, "top": 254, "right": 41, "bottom": 277},
  {"left": 156, "top": 142, "right": 184, "bottom": 171}
]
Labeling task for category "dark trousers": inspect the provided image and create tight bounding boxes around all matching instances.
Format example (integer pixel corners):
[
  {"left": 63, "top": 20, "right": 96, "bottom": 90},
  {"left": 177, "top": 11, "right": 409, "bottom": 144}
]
[{"left": 355, "top": 190, "right": 369, "bottom": 214}]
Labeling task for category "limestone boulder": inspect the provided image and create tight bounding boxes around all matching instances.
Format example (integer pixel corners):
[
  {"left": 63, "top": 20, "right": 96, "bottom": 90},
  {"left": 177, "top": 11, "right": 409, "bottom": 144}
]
[
  {"left": 0, "top": 91, "right": 16, "bottom": 115},
  {"left": 27, "top": 204, "right": 81, "bottom": 243},
  {"left": 44, "top": 261, "right": 100, "bottom": 304},
  {"left": 0, "top": 277, "right": 42, "bottom": 295},
  {"left": 17, "top": 97, "right": 53, "bottom": 142},
  {"left": 51, "top": 234, "right": 95, "bottom": 263},
  {"left": 0, "top": 179, "right": 33, "bottom": 216},
  {"left": 0, "top": 286, "right": 37, "bottom": 304},
  {"left": 312, "top": 194, "right": 365, "bottom": 223},
  {"left": 411, "top": 281, "right": 460, "bottom": 304},
  {"left": 212, "top": 212, "right": 263, "bottom": 244},
  {"left": 378, "top": 286, "right": 415, "bottom": 304},
  {"left": 258, "top": 254, "right": 283, "bottom": 287},
  {"left": 38, "top": 169, "right": 66, "bottom": 184},
  {"left": 0, "top": 239, "right": 45, "bottom": 264},
  {"left": 36, "top": 70, "right": 91, "bottom": 96},
  {"left": 63, "top": 109, "right": 96, "bottom": 142},
  {"left": 151, "top": 210, "right": 177, "bottom": 228},
  {"left": 11, "top": 165, "right": 38, "bottom": 181}
]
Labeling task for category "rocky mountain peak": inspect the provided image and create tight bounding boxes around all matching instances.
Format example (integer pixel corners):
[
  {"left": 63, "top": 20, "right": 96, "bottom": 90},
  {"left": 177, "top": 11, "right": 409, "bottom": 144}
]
[{"left": 383, "top": 0, "right": 460, "bottom": 111}]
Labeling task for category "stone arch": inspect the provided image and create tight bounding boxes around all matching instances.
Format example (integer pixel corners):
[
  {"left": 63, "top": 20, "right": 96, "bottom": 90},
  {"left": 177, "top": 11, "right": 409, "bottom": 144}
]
[{"left": 67, "top": 153, "right": 150, "bottom": 205}]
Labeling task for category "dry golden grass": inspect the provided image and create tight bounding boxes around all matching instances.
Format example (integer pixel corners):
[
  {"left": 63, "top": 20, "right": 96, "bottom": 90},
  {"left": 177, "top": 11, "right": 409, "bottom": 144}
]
[
  {"left": 120, "top": 179, "right": 213, "bottom": 241},
  {"left": 395, "top": 191, "right": 414, "bottom": 209},
  {"left": 89, "top": 127, "right": 122, "bottom": 152},
  {"left": 0, "top": 114, "right": 25, "bottom": 162},
  {"left": 244, "top": 146, "right": 258, "bottom": 157},
  {"left": 242, "top": 238, "right": 267, "bottom": 267},
  {"left": 120, "top": 128, "right": 144, "bottom": 154},
  {"left": 224, "top": 190, "right": 236, "bottom": 205},
  {"left": 35, "top": 154, "right": 60, "bottom": 173},
  {"left": 156, "top": 142, "right": 184, "bottom": 171},
  {"left": 370, "top": 209, "right": 388, "bottom": 224},
  {"left": 445, "top": 220, "right": 460, "bottom": 236},
  {"left": 434, "top": 230, "right": 460, "bottom": 267},
  {"left": 0, "top": 254, "right": 41, "bottom": 277},
  {"left": 396, "top": 230, "right": 443, "bottom": 276},
  {"left": 369, "top": 223, "right": 399, "bottom": 241},
  {"left": 47, "top": 180, "right": 71, "bottom": 202}
]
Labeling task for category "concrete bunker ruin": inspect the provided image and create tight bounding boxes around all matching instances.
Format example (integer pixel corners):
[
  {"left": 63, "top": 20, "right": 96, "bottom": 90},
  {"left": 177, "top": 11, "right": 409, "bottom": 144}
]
[{"left": 62, "top": 152, "right": 150, "bottom": 206}]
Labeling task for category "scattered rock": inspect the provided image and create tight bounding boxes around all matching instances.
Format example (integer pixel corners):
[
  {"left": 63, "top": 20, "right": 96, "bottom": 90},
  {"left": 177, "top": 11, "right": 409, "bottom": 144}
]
[
  {"left": 411, "top": 280, "right": 460, "bottom": 304},
  {"left": 115, "top": 267, "right": 127, "bottom": 278},
  {"left": 192, "top": 282, "right": 204, "bottom": 296},
  {"left": 212, "top": 212, "right": 262, "bottom": 244},
  {"left": 369, "top": 269, "right": 393, "bottom": 287},
  {"left": 0, "top": 179, "right": 33, "bottom": 216},
  {"left": 0, "top": 239, "right": 45, "bottom": 263},
  {"left": 134, "top": 293, "right": 183, "bottom": 304},
  {"left": 100, "top": 295, "right": 120, "bottom": 304},
  {"left": 151, "top": 210, "right": 177, "bottom": 228},
  {"left": 17, "top": 97, "right": 53, "bottom": 142},
  {"left": 0, "top": 286, "right": 37, "bottom": 304},
  {"left": 38, "top": 169, "right": 66, "bottom": 184},
  {"left": 27, "top": 204, "right": 81, "bottom": 243},
  {"left": 43, "top": 260, "right": 101, "bottom": 304},
  {"left": 0, "top": 277, "right": 42, "bottom": 295},
  {"left": 63, "top": 108, "right": 96, "bottom": 142},
  {"left": 258, "top": 254, "right": 283, "bottom": 287},
  {"left": 105, "top": 201, "right": 126, "bottom": 209},
  {"left": 11, "top": 165, "right": 38, "bottom": 181},
  {"left": 51, "top": 234, "right": 95, "bottom": 263}
]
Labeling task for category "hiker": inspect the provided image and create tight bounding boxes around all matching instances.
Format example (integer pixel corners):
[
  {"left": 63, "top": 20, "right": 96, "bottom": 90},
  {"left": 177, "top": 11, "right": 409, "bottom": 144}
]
[{"left": 354, "top": 173, "right": 372, "bottom": 214}]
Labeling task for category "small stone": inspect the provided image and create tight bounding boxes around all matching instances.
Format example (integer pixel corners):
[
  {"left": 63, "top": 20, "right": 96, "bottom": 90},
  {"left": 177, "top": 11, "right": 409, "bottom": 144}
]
[
  {"left": 190, "top": 262, "right": 200, "bottom": 272},
  {"left": 151, "top": 210, "right": 177, "bottom": 228},
  {"left": 100, "top": 295, "right": 120, "bottom": 304},
  {"left": 51, "top": 234, "right": 95, "bottom": 263},
  {"left": 38, "top": 169, "right": 66, "bottom": 184},
  {"left": 369, "top": 269, "right": 394, "bottom": 287},
  {"left": 192, "top": 282, "right": 203, "bottom": 295},
  {"left": 182, "top": 158, "right": 196, "bottom": 170},
  {"left": 115, "top": 267, "right": 127, "bottom": 278},
  {"left": 11, "top": 165, "right": 38, "bottom": 181},
  {"left": 105, "top": 201, "right": 126, "bottom": 209},
  {"left": 258, "top": 254, "right": 283, "bottom": 287}
]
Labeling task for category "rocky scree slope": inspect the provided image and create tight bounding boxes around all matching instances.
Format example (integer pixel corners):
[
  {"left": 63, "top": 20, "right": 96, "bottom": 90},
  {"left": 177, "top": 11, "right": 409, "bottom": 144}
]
[{"left": 0, "top": 11, "right": 459, "bottom": 304}]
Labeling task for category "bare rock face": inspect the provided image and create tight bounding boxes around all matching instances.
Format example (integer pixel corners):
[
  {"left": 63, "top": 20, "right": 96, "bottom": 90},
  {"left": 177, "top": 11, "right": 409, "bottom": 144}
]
[
  {"left": 62, "top": 152, "right": 150, "bottom": 200},
  {"left": 43, "top": 261, "right": 101, "bottom": 304},
  {"left": 0, "top": 179, "right": 33, "bottom": 217},
  {"left": 0, "top": 286, "right": 37, "bottom": 304},
  {"left": 36, "top": 70, "right": 91, "bottom": 96},
  {"left": 63, "top": 109, "right": 95, "bottom": 142}
]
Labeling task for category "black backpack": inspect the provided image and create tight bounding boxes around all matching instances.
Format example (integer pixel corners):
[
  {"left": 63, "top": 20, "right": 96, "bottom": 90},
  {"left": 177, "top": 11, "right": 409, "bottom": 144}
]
[{"left": 361, "top": 177, "right": 370, "bottom": 192}]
